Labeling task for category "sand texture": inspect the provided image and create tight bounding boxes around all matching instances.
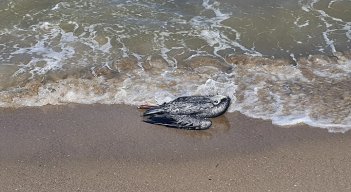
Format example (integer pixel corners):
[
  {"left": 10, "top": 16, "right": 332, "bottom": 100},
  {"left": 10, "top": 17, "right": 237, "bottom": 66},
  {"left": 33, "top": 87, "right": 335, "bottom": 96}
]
[{"left": 1, "top": 104, "right": 351, "bottom": 192}]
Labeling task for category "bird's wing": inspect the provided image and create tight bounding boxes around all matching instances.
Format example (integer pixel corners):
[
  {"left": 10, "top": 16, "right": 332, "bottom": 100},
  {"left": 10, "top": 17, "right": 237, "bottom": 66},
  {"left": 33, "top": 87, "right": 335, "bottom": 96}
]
[
  {"left": 143, "top": 114, "right": 211, "bottom": 130},
  {"left": 166, "top": 100, "right": 214, "bottom": 115},
  {"left": 144, "top": 102, "right": 213, "bottom": 116},
  {"left": 172, "top": 96, "right": 212, "bottom": 103}
]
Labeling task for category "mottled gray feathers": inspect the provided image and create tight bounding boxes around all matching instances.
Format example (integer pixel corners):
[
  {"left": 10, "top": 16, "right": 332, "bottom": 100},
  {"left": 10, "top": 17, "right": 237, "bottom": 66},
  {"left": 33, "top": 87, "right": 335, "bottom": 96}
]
[
  {"left": 143, "top": 114, "right": 212, "bottom": 130},
  {"left": 142, "top": 95, "right": 230, "bottom": 130}
]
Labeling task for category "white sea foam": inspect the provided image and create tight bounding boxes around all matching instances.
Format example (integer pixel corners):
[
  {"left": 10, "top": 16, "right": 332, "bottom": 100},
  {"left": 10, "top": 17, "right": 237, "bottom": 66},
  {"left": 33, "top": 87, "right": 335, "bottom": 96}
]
[
  {"left": 299, "top": 0, "right": 351, "bottom": 53},
  {"left": 294, "top": 17, "right": 310, "bottom": 28},
  {"left": 12, "top": 22, "right": 76, "bottom": 76},
  {"left": 5, "top": 20, "right": 120, "bottom": 78},
  {"left": 190, "top": 0, "right": 262, "bottom": 59}
]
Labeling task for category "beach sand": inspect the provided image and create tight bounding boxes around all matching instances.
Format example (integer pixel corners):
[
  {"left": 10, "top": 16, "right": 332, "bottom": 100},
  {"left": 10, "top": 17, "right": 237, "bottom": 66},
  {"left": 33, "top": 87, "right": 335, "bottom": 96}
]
[{"left": 1, "top": 104, "right": 351, "bottom": 192}]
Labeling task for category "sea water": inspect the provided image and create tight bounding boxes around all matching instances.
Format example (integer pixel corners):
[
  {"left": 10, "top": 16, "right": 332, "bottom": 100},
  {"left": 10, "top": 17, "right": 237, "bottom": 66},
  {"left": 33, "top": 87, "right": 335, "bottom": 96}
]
[{"left": 0, "top": 0, "right": 350, "bottom": 132}]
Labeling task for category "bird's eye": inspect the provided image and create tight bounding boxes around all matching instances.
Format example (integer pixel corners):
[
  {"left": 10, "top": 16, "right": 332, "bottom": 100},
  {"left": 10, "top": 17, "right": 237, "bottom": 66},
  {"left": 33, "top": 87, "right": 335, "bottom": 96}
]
[{"left": 214, "top": 100, "right": 220, "bottom": 104}]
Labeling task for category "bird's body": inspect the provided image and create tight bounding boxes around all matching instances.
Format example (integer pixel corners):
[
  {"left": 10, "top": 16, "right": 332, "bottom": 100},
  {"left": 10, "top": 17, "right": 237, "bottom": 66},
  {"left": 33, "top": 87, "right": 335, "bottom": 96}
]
[{"left": 142, "top": 95, "right": 231, "bottom": 130}]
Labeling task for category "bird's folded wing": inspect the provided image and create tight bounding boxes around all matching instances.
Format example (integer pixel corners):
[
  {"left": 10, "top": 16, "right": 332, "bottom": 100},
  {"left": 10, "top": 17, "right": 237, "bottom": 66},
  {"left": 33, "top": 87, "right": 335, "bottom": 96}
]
[
  {"left": 166, "top": 102, "right": 214, "bottom": 115},
  {"left": 143, "top": 114, "right": 211, "bottom": 130},
  {"left": 143, "top": 102, "right": 213, "bottom": 116},
  {"left": 172, "top": 96, "right": 212, "bottom": 103}
]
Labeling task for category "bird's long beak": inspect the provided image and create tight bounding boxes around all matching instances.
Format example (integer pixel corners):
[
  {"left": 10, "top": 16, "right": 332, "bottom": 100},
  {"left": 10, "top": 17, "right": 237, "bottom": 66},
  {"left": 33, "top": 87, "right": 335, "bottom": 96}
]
[{"left": 138, "top": 104, "right": 158, "bottom": 109}]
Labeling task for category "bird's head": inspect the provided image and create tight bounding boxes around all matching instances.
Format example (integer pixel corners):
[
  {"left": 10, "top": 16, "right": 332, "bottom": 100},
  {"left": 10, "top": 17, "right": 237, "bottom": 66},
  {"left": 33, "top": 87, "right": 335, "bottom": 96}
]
[
  {"left": 210, "top": 95, "right": 231, "bottom": 106},
  {"left": 207, "top": 95, "right": 231, "bottom": 117}
]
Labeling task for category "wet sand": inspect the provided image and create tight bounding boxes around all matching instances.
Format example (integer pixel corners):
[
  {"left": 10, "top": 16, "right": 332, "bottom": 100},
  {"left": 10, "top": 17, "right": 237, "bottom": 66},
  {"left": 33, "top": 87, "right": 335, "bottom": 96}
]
[{"left": 1, "top": 104, "right": 351, "bottom": 192}]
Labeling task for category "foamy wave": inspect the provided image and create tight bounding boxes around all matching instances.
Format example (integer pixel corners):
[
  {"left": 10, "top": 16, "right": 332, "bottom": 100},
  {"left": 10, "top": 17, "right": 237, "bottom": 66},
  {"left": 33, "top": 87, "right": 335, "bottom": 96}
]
[
  {"left": 1, "top": 54, "right": 351, "bottom": 133},
  {"left": 3, "top": 20, "right": 115, "bottom": 79}
]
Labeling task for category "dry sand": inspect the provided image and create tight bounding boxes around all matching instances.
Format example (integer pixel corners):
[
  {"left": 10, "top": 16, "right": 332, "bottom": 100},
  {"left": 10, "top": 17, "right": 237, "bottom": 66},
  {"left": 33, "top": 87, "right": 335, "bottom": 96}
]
[{"left": 1, "top": 104, "right": 351, "bottom": 192}]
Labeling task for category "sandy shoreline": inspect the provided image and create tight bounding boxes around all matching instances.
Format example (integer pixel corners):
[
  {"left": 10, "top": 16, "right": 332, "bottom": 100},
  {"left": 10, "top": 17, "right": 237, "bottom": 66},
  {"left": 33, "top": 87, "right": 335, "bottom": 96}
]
[{"left": 1, "top": 104, "right": 351, "bottom": 191}]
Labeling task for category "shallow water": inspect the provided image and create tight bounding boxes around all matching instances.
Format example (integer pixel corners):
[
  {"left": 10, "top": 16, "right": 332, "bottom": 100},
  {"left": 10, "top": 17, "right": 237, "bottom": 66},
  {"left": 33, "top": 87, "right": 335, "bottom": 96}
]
[{"left": 0, "top": 0, "right": 350, "bottom": 132}]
